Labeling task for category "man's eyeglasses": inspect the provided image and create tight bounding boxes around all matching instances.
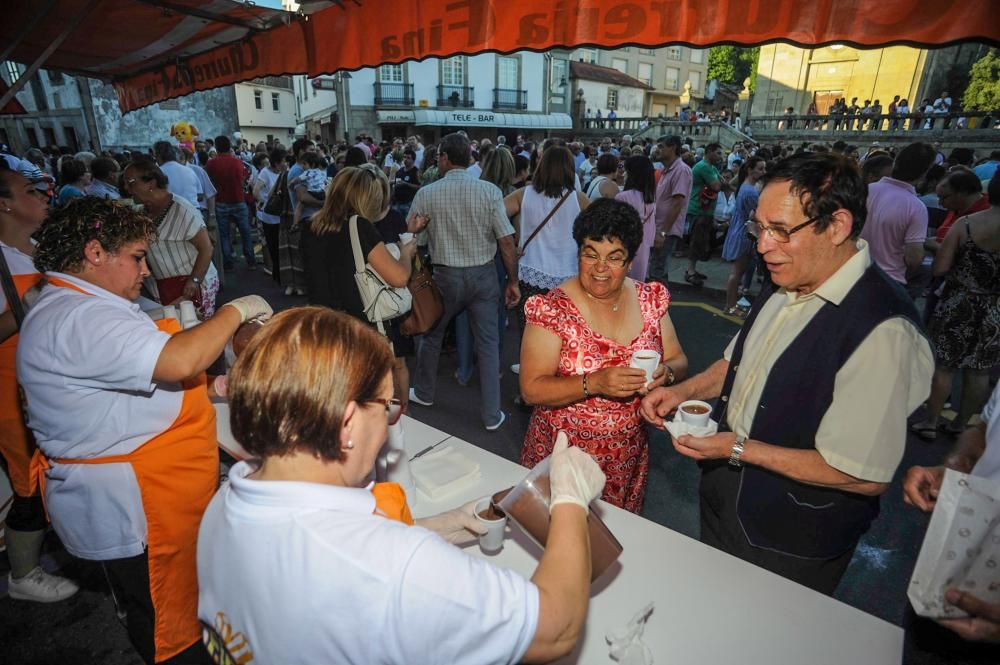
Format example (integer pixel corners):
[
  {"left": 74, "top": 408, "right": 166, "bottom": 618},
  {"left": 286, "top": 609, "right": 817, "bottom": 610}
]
[
  {"left": 365, "top": 397, "right": 403, "bottom": 425},
  {"left": 749, "top": 215, "right": 823, "bottom": 243},
  {"left": 579, "top": 251, "right": 628, "bottom": 269}
]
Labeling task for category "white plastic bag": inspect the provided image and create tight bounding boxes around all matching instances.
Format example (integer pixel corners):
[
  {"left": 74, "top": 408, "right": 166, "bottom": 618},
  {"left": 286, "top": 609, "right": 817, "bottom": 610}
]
[{"left": 908, "top": 469, "right": 1000, "bottom": 619}]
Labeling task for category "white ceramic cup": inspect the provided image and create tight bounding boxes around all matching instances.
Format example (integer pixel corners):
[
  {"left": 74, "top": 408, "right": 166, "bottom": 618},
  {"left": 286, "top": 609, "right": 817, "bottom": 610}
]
[
  {"left": 399, "top": 232, "right": 415, "bottom": 245},
  {"left": 161, "top": 305, "right": 179, "bottom": 322},
  {"left": 678, "top": 400, "right": 713, "bottom": 428},
  {"left": 475, "top": 497, "right": 507, "bottom": 554},
  {"left": 179, "top": 300, "right": 198, "bottom": 328},
  {"left": 629, "top": 350, "right": 661, "bottom": 385}
]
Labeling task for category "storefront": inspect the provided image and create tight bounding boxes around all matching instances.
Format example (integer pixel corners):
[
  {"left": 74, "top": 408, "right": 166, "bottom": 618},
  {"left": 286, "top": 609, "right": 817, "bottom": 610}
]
[{"left": 376, "top": 109, "right": 572, "bottom": 143}]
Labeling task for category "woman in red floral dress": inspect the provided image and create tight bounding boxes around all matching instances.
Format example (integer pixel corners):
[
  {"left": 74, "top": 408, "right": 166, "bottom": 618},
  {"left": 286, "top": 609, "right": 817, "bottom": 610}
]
[{"left": 519, "top": 199, "right": 688, "bottom": 512}]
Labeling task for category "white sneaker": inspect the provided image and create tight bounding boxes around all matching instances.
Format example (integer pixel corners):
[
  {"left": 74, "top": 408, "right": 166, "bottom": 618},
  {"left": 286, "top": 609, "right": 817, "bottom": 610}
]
[
  {"left": 736, "top": 297, "right": 751, "bottom": 309},
  {"left": 485, "top": 410, "right": 507, "bottom": 431},
  {"left": 8, "top": 567, "right": 79, "bottom": 603},
  {"left": 284, "top": 286, "right": 294, "bottom": 296},
  {"left": 510, "top": 364, "right": 520, "bottom": 375},
  {"left": 408, "top": 387, "right": 433, "bottom": 407}
]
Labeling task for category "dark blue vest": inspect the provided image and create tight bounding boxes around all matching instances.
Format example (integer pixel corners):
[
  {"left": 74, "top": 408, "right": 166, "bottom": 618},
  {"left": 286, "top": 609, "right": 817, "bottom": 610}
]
[{"left": 707, "top": 262, "right": 923, "bottom": 559}]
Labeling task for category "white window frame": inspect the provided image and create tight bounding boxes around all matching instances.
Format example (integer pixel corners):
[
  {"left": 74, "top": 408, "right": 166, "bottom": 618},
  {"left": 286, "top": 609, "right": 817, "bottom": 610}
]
[
  {"left": 4, "top": 61, "right": 21, "bottom": 83},
  {"left": 253, "top": 90, "right": 262, "bottom": 110},
  {"left": 498, "top": 56, "right": 519, "bottom": 90},
  {"left": 690, "top": 49, "right": 704, "bottom": 64},
  {"left": 578, "top": 48, "right": 599, "bottom": 64},
  {"left": 441, "top": 56, "right": 465, "bottom": 87},
  {"left": 607, "top": 89, "right": 618, "bottom": 110},
  {"left": 379, "top": 64, "right": 404, "bottom": 83},
  {"left": 550, "top": 58, "right": 568, "bottom": 89},
  {"left": 611, "top": 58, "right": 628, "bottom": 75},
  {"left": 665, "top": 67, "right": 680, "bottom": 90},
  {"left": 271, "top": 92, "right": 280, "bottom": 112},
  {"left": 666, "top": 46, "right": 682, "bottom": 61},
  {"left": 689, "top": 71, "right": 702, "bottom": 92},
  {"left": 638, "top": 62, "right": 653, "bottom": 87}
]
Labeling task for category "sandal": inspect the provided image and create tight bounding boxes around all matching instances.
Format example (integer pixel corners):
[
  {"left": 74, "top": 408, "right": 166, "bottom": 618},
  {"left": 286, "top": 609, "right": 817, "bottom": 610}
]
[
  {"left": 909, "top": 422, "right": 938, "bottom": 441},
  {"left": 938, "top": 421, "right": 965, "bottom": 436},
  {"left": 684, "top": 271, "right": 704, "bottom": 286}
]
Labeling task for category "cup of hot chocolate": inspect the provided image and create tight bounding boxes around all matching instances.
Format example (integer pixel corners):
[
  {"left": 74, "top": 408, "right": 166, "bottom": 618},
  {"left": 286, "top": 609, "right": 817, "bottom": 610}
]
[
  {"left": 629, "top": 350, "right": 661, "bottom": 386},
  {"left": 678, "top": 400, "right": 713, "bottom": 428},
  {"left": 475, "top": 497, "right": 507, "bottom": 554},
  {"left": 398, "top": 232, "right": 415, "bottom": 245}
]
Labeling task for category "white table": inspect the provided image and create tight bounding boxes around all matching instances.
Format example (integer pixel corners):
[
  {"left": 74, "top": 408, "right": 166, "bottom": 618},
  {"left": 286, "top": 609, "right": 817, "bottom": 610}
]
[
  {"left": 215, "top": 410, "right": 902, "bottom": 664},
  {"left": 398, "top": 417, "right": 904, "bottom": 665}
]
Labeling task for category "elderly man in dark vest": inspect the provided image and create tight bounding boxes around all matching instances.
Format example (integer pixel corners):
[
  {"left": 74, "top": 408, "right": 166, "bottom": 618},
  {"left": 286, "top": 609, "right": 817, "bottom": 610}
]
[{"left": 641, "top": 153, "right": 934, "bottom": 594}]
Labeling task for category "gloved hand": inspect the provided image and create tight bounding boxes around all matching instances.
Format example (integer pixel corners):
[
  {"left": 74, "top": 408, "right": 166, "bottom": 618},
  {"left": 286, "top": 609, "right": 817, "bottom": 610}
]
[
  {"left": 415, "top": 498, "right": 488, "bottom": 545},
  {"left": 223, "top": 295, "right": 273, "bottom": 324},
  {"left": 549, "top": 431, "right": 606, "bottom": 513}
]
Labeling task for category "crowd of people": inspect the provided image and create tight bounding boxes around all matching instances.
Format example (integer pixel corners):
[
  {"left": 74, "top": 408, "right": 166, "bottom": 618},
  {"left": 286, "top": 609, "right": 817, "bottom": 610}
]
[{"left": 0, "top": 123, "right": 998, "bottom": 662}]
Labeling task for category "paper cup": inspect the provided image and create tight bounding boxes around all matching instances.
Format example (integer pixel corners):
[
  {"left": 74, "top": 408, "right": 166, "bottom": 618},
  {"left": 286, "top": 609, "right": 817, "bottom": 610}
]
[
  {"left": 475, "top": 497, "right": 507, "bottom": 554},
  {"left": 161, "top": 305, "right": 179, "bottom": 322},
  {"left": 629, "top": 350, "right": 661, "bottom": 385},
  {"left": 179, "top": 300, "right": 198, "bottom": 329},
  {"left": 399, "top": 232, "right": 415, "bottom": 245},
  {"left": 678, "top": 400, "right": 712, "bottom": 428}
]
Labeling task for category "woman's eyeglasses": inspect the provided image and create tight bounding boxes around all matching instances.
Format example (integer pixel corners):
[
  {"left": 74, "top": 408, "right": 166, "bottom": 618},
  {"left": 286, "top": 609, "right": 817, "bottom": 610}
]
[
  {"left": 366, "top": 398, "right": 403, "bottom": 425},
  {"left": 579, "top": 251, "right": 628, "bottom": 269},
  {"left": 749, "top": 216, "right": 823, "bottom": 243}
]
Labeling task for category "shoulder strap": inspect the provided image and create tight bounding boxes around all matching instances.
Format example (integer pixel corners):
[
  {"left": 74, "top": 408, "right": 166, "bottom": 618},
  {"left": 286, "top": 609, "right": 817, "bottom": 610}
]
[
  {"left": 521, "top": 189, "right": 573, "bottom": 253},
  {"left": 0, "top": 247, "right": 26, "bottom": 327},
  {"left": 586, "top": 176, "right": 604, "bottom": 198},
  {"left": 348, "top": 215, "right": 366, "bottom": 274}
]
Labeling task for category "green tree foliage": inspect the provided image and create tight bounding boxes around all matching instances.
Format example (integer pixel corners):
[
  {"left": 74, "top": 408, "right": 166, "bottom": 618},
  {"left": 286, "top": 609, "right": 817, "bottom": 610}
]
[
  {"left": 707, "top": 46, "right": 760, "bottom": 93},
  {"left": 962, "top": 50, "right": 1000, "bottom": 110}
]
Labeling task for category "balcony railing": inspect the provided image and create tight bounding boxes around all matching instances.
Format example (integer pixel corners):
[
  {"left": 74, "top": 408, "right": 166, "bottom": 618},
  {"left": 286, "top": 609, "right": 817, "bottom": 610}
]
[
  {"left": 374, "top": 82, "right": 414, "bottom": 106},
  {"left": 437, "top": 85, "right": 474, "bottom": 108},
  {"left": 493, "top": 88, "right": 527, "bottom": 111},
  {"left": 746, "top": 110, "right": 997, "bottom": 133}
]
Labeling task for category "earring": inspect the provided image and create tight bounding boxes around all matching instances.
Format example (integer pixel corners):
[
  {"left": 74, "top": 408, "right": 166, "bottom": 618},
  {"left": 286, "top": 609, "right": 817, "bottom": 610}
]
[{"left": 345, "top": 440, "right": 354, "bottom": 449}]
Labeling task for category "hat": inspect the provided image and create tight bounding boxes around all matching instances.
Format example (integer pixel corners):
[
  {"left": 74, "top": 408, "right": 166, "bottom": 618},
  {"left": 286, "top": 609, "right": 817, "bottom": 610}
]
[{"left": 18, "top": 164, "right": 54, "bottom": 189}]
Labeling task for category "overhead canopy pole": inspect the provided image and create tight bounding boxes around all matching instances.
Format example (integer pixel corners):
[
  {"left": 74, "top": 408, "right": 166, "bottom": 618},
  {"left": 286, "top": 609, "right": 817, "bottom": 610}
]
[{"left": 0, "top": 0, "right": 101, "bottom": 112}]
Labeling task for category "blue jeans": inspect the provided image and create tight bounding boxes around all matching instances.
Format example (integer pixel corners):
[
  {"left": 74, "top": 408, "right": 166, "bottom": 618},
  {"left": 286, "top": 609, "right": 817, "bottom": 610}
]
[
  {"left": 455, "top": 253, "right": 507, "bottom": 384},
  {"left": 414, "top": 264, "right": 502, "bottom": 426},
  {"left": 216, "top": 201, "right": 255, "bottom": 267}
]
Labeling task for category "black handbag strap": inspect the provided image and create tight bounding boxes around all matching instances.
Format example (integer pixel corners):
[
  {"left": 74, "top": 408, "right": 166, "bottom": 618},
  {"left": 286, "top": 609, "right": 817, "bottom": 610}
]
[
  {"left": 0, "top": 246, "right": 26, "bottom": 328},
  {"left": 520, "top": 188, "right": 573, "bottom": 254}
]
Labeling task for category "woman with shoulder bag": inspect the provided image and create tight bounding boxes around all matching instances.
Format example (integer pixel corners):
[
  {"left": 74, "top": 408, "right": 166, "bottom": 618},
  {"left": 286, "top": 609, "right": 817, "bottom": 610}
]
[{"left": 300, "top": 164, "right": 429, "bottom": 405}]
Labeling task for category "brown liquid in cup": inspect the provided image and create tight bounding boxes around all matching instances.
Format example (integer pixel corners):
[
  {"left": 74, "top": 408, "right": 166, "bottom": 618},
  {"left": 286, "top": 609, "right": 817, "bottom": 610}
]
[
  {"left": 478, "top": 505, "right": 505, "bottom": 521},
  {"left": 682, "top": 404, "right": 710, "bottom": 415}
]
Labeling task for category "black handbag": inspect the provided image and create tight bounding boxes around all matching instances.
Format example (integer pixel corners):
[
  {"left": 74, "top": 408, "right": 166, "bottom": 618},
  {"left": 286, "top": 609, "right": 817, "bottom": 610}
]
[{"left": 263, "top": 170, "right": 290, "bottom": 217}]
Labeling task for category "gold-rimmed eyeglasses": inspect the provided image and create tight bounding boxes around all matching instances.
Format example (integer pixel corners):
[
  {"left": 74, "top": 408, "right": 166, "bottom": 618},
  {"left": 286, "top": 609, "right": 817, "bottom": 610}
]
[
  {"left": 579, "top": 251, "right": 628, "bottom": 269},
  {"left": 365, "top": 397, "right": 403, "bottom": 425}
]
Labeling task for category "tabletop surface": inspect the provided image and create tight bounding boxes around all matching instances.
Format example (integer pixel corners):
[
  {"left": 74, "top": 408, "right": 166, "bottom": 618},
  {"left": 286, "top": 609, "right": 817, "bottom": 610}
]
[{"left": 215, "top": 406, "right": 903, "bottom": 664}]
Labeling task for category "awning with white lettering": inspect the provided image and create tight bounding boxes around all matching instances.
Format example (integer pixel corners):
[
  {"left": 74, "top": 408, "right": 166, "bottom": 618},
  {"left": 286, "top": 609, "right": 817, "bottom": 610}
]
[{"left": 401, "top": 110, "right": 571, "bottom": 129}]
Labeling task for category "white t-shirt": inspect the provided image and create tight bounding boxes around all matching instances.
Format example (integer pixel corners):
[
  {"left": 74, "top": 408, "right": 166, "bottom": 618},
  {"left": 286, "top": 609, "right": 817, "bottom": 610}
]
[
  {"left": 160, "top": 160, "right": 200, "bottom": 208},
  {"left": 253, "top": 167, "right": 280, "bottom": 224},
  {"left": 198, "top": 461, "right": 539, "bottom": 665},
  {"left": 17, "top": 273, "right": 174, "bottom": 560},
  {"left": 972, "top": 383, "right": 1000, "bottom": 483},
  {"left": 187, "top": 162, "right": 217, "bottom": 210}
]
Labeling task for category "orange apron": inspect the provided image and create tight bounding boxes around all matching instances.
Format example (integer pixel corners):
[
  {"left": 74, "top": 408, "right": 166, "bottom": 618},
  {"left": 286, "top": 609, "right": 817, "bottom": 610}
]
[
  {"left": 372, "top": 482, "right": 414, "bottom": 525},
  {"left": 29, "top": 277, "right": 218, "bottom": 662},
  {"left": 0, "top": 271, "right": 41, "bottom": 497}
]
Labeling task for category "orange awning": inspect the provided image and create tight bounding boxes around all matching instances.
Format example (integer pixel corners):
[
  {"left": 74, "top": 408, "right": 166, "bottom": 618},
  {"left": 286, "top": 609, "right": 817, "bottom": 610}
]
[{"left": 3, "top": 0, "right": 998, "bottom": 113}]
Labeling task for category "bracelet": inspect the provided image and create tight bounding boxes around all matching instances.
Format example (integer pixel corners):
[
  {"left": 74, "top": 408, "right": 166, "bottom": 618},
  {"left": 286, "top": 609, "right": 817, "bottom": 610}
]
[{"left": 582, "top": 373, "right": 591, "bottom": 399}]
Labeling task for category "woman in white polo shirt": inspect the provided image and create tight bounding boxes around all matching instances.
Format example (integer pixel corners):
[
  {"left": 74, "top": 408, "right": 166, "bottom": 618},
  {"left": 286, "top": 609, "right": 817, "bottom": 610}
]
[
  {"left": 18, "top": 197, "right": 272, "bottom": 665},
  {"left": 198, "top": 307, "right": 605, "bottom": 664}
]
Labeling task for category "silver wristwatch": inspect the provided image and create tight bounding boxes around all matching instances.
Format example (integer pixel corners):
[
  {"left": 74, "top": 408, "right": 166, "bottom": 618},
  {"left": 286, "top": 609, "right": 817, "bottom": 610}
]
[
  {"left": 728, "top": 436, "right": 746, "bottom": 467},
  {"left": 190, "top": 276, "right": 202, "bottom": 284}
]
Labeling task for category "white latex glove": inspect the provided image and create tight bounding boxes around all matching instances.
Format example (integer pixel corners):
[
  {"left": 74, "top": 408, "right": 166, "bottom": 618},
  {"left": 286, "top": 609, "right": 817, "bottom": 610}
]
[
  {"left": 415, "top": 498, "right": 488, "bottom": 545},
  {"left": 223, "top": 295, "right": 273, "bottom": 324},
  {"left": 549, "top": 431, "right": 606, "bottom": 512}
]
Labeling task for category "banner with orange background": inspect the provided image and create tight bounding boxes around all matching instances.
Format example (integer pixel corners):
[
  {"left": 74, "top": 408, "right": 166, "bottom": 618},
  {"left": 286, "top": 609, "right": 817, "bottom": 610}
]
[{"left": 114, "top": 0, "right": 1000, "bottom": 113}]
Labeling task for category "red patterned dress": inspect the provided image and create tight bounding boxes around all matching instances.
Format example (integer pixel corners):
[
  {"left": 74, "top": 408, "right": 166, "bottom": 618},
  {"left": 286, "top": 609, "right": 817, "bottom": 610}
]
[{"left": 519, "top": 281, "right": 670, "bottom": 513}]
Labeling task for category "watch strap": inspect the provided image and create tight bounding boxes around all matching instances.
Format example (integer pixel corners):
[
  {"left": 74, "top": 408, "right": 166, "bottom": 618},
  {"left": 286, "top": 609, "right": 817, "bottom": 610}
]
[{"left": 728, "top": 436, "right": 746, "bottom": 467}]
